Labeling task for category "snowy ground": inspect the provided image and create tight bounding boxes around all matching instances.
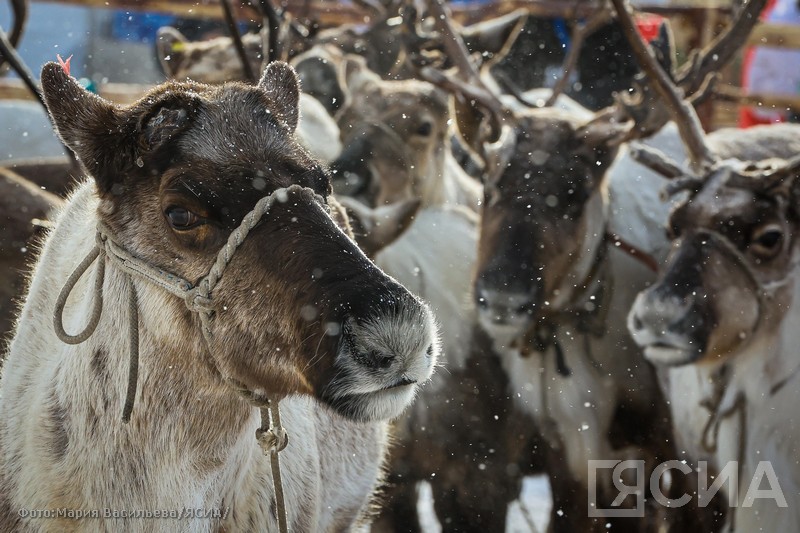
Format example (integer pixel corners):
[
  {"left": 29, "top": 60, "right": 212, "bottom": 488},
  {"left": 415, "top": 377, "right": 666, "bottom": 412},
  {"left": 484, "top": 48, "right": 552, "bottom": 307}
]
[{"left": 417, "top": 475, "right": 553, "bottom": 533}]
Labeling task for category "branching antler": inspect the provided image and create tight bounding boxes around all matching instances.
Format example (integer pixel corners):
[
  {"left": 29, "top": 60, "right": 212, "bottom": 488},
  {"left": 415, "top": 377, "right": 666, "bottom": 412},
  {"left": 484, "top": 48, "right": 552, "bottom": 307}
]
[
  {"left": 593, "top": 0, "right": 764, "bottom": 150},
  {"left": 611, "top": 0, "right": 717, "bottom": 172},
  {"left": 419, "top": 0, "right": 515, "bottom": 141},
  {"left": 619, "top": 0, "right": 787, "bottom": 202},
  {"left": 675, "top": 0, "right": 768, "bottom": 96}
]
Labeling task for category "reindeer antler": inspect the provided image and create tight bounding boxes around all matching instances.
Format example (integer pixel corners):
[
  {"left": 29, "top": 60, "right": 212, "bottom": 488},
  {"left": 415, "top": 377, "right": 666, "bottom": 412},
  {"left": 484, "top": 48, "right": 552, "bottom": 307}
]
[
  {"left": 675, "top": 0, "right": 768, "bottom": 96},
  {"left": 420, "top": 0, "right": 513, "bottom": 140},
  {"left": 590, "top": 0, "right": 765, "bottom": 155},
  {"left": 611, "top": 0, "right": 717, "bottom": 172}
]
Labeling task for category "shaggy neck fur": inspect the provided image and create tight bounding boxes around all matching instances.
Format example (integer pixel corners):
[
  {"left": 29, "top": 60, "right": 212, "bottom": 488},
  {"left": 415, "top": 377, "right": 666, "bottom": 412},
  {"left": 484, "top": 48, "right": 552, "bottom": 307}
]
[{"left": 0, "top": 181, "right": 386, "bottom": 533}]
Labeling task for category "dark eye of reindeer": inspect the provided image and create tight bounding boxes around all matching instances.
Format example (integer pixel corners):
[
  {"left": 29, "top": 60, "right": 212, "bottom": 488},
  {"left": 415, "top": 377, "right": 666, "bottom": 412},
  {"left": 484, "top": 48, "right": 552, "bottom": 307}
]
[
  {"left": 750, "top": 224, "right": 784, "bottom": 258},
  {"left": 415, "top": 121, "right": 432, "bottom": 136},
  {"left": 165, "top": 206, "right": 202, "bottom": 230}
]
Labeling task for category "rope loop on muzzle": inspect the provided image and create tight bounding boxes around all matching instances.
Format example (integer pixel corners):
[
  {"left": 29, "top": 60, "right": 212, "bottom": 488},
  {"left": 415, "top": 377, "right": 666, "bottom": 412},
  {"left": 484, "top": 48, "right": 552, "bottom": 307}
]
[{"left": 52, "top": 184, "right": 326, "bottom": 533}]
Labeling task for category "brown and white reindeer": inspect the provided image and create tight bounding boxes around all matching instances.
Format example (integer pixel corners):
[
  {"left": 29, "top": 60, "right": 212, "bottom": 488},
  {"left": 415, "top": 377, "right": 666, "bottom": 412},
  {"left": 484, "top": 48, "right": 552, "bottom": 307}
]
[
  {"left": 415, "top": 0, "right": 770, "bottom": 530},
  {"left": 330, "top": 54, "right": 482, "bottom": 211},
  {"left": 0, "top": 61, "right": 440, "bottom": 532},
  {"left": 616, "top": 0, "right": 800, "bottom": 530},
  {"left": 159, "top": 12, "right": 518, "bottom": 530}
]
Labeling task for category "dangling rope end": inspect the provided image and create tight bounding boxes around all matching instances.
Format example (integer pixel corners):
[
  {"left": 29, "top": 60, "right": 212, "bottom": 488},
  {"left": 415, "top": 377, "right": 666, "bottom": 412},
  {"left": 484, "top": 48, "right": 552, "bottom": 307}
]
[
  {"left": 254, "top": 403, "right": 289, "bottom": 533},
  {"left": 121, "top": 277, "right": 140, "bottom": 424}
]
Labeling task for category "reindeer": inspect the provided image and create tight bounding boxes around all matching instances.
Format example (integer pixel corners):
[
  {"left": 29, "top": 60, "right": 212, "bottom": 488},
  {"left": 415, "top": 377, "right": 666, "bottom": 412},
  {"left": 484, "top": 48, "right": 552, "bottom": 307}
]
[
  {"left": 330, "top": 54, "right": 482, "bottom": 211},
  {"left": 156, "top": 3, "right": 526, "bottom": 87},
  {"left": 409, "top": 0, "right": 771, "bottom": 530},
  {"left": 613, "top": 0, "right": 800, "bottom": 530},
  {"left": 0, "top": 61, "right": 440, "bottom": 532},
  {"left": 468, "top": 95, "right": 678, "bottom": 533}
]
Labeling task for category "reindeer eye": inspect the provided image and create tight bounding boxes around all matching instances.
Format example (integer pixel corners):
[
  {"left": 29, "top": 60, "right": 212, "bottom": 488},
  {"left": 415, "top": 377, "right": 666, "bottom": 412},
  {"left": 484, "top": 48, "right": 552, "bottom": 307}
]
[
  {"left": 750, "top": 224, "right": 784, "bottom": 258},
  {"left": 415, "top": 121, "right": 432, "bottom": 136},
  {"left": 165, "top": 206, "right": 202, "bottom": 230}
]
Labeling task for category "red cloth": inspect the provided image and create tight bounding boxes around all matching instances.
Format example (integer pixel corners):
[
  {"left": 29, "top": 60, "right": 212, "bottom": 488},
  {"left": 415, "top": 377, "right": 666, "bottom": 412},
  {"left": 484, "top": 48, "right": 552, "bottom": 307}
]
[{"left": 635, "top": 13, "right": 665, "bottom": 42}]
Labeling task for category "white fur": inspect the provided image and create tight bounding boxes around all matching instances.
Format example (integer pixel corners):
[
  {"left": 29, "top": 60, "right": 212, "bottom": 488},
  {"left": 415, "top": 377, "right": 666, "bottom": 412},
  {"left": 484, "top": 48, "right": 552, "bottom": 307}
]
[
  {"left": 375, "top": 206, "right": 478, "bottom": 374},
  {"left": 487, "top": 191, "right": 656, "bottom": 488},
  {"left": 607, "top": 122, "right": 688, "bottom": 263},
  {"left": 437, "top": 150, "right": 483, "bottom": 211},
  {"left": 297, "top": 93, "right": 342, "bottom": 164},
  {"left": 660, "top": 277, "right": 800, "bottom": 532}
]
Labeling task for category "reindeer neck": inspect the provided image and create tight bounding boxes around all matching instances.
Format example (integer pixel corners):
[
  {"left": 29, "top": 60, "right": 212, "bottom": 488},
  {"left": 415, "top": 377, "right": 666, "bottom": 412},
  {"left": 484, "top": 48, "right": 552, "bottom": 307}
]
[
  {"left": 14, "top": 180, "right": 255, "bottom": 456},
  {"left": 728, "top": 266, "right": 800, "bottom": 407},
  {"left": 549, "top": 187, "right": 610, "bottom": 311}
]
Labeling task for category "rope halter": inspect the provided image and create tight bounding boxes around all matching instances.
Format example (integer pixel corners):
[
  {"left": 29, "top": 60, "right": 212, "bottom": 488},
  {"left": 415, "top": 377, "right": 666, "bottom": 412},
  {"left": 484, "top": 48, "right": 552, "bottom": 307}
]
[{"left": 53, "top": 183, "right": 328, "bottom": 533}]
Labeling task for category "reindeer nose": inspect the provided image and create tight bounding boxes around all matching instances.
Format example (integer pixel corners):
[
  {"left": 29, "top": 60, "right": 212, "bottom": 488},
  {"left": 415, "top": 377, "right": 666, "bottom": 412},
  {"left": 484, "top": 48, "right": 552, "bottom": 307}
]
[
  {"left": 338, "top": 287, "right": 439, "bottom": 380},
  {"left": 629, "top": 291, "right": 693, "bottom": 336}
]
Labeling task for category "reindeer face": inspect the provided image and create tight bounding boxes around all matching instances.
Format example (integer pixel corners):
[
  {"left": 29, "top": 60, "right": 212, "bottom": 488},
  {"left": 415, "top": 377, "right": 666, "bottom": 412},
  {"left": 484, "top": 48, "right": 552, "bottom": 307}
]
[
  {"left": 332, "top": 62, "right": 450, "bottom": 206},
  {"left": 628, "top": 163, "right": 798, "bottom": 366},
  {"left": 41, "top": 62, "right": 439, "bottom": 422},
  {"left": 474, "top": 111, "right": 617, "bottom": 342}
]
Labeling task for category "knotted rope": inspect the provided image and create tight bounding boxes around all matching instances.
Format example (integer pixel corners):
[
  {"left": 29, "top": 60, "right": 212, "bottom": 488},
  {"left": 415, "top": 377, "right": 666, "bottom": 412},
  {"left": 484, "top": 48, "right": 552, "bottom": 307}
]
[{"left": 53, "top": 184, "right": 325, "bottom": 533}]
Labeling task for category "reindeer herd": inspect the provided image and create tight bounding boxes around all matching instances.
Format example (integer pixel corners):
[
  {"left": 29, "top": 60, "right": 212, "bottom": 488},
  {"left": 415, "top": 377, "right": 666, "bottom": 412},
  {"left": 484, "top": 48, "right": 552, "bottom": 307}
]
[{"left": 0, "top": 0, "right": 799, "bottom": 531}]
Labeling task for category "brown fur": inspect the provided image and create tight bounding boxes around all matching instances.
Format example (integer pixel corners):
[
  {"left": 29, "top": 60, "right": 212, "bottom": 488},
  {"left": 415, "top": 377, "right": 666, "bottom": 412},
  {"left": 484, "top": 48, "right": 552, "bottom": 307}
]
[
  {"left": 377, "top": 328, "right": 542, "bottom": 532},
  {"left": 0, "top": 167, "right": 62, "bottom": 344}
]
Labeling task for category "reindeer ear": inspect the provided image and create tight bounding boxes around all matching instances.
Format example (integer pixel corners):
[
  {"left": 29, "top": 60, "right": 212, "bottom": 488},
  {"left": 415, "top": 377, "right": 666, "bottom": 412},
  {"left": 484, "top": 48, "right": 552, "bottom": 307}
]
[
  {"left": 42, "top": 62, "right": 199, "bottom": 194},
  {"left": 40, "top": 62, "right": 132, "bottom": 193},
  {"left": 156, "top": 27, "right": 189, "bottom": 79},
  {"left": 258, "top": 61, "right": 300, "bottom": 132},
  {"left": 575, "top": 117, "right": 629, "bottom": 174},
  {"left": 293, "top": 46, "right": 346, "bottom": 116},
  {"left": 342, "top": 55, "right": 380, "bottom": 95}
]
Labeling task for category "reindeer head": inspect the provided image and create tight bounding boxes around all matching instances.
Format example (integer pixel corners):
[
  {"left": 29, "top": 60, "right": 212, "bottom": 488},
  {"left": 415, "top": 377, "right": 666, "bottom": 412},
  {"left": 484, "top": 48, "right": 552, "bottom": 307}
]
[
  {"left": 41, "top": 61, "right": 439, "bottom": 422},
  {"left": 473, "top": 111, "right": 623, "bottom": 340},
  {"left": 331, "top": 56, "right": 451, "bottom": 206},
  {"left": 630, "top": 159, "right": 800, "bottom": 366},
  {"left": 156, "top": 27, "right": 265, "bottom": 83},
  {"left": 603, "top": 0, "right": 784, "bottom": 367}
]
